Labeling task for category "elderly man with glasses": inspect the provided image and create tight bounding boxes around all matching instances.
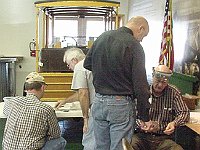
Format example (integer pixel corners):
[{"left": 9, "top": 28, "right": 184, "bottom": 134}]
[
  {"left": 55, "top": 47, "right": 95, "bottom": 150},
  {"left": 131, "top": 65, "right": 190, "bottom": 150}
]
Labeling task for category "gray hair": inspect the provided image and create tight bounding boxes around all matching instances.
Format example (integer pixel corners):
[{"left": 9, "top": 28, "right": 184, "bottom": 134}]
[{"left": 63, "top": 47, "right": 85, "bottom": 64}]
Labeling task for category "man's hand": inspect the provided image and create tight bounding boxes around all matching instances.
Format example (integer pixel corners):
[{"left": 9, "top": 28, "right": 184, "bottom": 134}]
[
  {"left": 138, "top": 120, "right": 160, "bottom": 133},
  {"left": 83, "top": 117, "right": 89, "bottom": 133},
  {"left": 142, "top": 121, "right": 160, "bottom": 133},
  {"left": 54, "top": 100, "right": 67, "bottom": 109},
  {"left": 54, "top": 92, "right": 79, "bottom": 109},
  {"left": 163, "top": 121, "right": 175, "bottom": 135}
]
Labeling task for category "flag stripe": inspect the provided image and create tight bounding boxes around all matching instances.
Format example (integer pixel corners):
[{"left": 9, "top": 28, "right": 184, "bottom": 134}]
[{"left": 159, "top": 0, "right": 174, "bottom": 70}]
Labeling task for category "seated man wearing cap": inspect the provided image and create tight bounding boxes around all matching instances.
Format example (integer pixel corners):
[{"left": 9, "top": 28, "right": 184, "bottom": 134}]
[
  {"left": 131, "top": 65, "right": 190, "bottom": 150},
  {"left": 2, "top": 72, "right": 66, "bottom": 150}
]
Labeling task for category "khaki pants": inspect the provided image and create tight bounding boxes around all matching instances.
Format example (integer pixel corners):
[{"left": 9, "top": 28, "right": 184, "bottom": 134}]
[{"left": 131, "top": 132, "right": 183, "bottom": 150}]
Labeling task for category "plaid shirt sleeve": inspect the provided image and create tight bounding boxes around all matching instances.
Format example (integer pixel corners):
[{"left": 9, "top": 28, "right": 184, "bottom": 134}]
[
  {"left": 3, "top": 99, "right": 13, "bottom": 117},
  {"left": 46, "top": 108, "right": 61, "bottom": 140}
]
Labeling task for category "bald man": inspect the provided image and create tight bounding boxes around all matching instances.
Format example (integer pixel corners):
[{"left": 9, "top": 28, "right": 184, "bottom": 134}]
[
  {"left": 131, "top": 65, "right": 190, "bottom": 150},
  {"left": 84, "top": 16, "right": 151, "bottom": 150}
]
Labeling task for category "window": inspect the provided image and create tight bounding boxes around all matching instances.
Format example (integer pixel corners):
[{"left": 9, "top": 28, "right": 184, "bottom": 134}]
[
  {"left": 86, "top": 19, "right": 105, "bottom": 41},
  {"left": 54, "top": 19, "right": 78, "bottom": 47},
  {"left": 51, "top": 15, "right": 123, "bottom": 47},
  {"left": 53, "top": 17, "right": 107, "bottom": 47}
]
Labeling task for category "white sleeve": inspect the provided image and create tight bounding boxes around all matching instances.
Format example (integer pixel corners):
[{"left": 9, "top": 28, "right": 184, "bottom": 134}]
[{"left": 71, "top": 69, "right": 88, "bottom": 90}]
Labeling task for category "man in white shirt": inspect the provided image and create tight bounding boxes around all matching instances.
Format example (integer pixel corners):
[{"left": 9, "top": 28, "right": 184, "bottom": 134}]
[{"left": 55, "top": 47, "right": 95, "bottom": 150}]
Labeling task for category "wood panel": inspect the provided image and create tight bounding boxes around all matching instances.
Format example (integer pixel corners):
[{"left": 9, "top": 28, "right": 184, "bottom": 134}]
[
  {"left": 46, "top": 83, "right": 72, "bottom": 90},
  {"left": 40, "top": 73, "right": 74, "bottom": 101},
  {"left": 43, "top": 90, "right": 75, "bottom": 99}
]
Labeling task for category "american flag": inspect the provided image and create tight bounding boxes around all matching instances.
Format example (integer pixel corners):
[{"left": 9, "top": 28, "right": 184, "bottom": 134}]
[{"left": 159, "top": 0, "right": 174, "bottom": 70}]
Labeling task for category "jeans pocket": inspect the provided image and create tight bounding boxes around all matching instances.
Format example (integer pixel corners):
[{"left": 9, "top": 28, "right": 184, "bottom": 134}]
[
  {"left": 91, "top": 102, "right": 104, "bottom": 121},
  {"left": 107, "top": 99, "right": 131, "bottom": 123}
]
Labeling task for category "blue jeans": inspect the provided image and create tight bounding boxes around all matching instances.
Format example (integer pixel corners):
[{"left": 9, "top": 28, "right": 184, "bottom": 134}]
[
  {"left": 41, "top": 137, "right": 66, "bottom": 150},
  {"left": 92, "top": 93, "right": 135, "bottom": 150},
  {"left": 82, "top": 111, "right": 95, "bottom": 150}
]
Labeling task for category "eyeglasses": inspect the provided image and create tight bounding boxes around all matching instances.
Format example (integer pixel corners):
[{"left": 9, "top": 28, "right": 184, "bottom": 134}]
[
  {"left": 154, "top": 78, "right": 168, "bottom": 84},
  {"left": 66, "top": 59, "right": 74, "bottom": 68},
  {"left": 66, "top": 62, "right": 72, "bottom": 69}
]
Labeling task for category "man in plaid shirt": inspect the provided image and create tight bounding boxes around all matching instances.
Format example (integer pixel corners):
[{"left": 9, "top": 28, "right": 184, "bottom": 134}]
[{"left": 2, "top": 72, "right": 66, "bottom": 150}]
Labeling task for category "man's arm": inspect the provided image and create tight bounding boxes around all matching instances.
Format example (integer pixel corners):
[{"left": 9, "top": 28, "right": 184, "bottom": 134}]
[
  {"left": 72, "top": 62, "right": 91, "bottom": 133},
  {"left": 3, "top": 98, "right": 13, "bottom": 117},
  {"left": 131, "top": 43, "right": 150, "bottom": 122},
  {"left": 172, "top": 92, "right": 190, "bottom": 126},
  {"left": 47, "top": 109, "right": 61, "bottom": 140},
  {"left": 164, "top": 91, "right": 190, "bottom": 135},
  {"left": 78, "top": 88, "right": 90, "bottom": 133},
  {"left": 54, "top": 92, "right": 78, "bottom": 109},
  {"left": 78, "top": 88, "right": 89, "bottom": 119}
]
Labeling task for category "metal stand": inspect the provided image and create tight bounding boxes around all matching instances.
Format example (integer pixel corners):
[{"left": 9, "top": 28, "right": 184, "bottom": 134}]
[{"left": 0, "top": 57, "right": 23, "bottom": 101}]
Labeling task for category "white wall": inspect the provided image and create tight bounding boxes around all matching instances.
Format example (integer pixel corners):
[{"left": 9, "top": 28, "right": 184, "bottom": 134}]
[
  {"left": 0, "top": 0, "right": 128, "bottom": 96},
  {"left": 0, "top": 0, "right": 37, "bottom": 96},
  {"left": 128, "top": 0, "right": 165, "bottom": 79}
]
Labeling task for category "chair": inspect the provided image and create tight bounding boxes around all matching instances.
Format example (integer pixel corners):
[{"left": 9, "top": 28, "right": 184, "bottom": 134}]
[{"left": 122, "top": 138, "right": 133, "bottom": 150}]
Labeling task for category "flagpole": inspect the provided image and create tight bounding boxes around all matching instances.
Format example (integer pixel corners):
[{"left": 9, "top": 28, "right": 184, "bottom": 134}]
[
  {"left": 170, "top": 0, "right": 173, "bottom": 70},
  {"left": 159, "top": 0, "right": 174, "bottom": 70},
  {"left": 168, "top": 0, "right": 172, "bottom": 68},
  {"left": 169, "top": 0, "right": 172, "bottom": 69}
]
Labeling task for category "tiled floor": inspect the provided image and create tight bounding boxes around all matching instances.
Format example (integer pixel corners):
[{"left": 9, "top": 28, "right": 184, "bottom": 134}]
[{"left": 59, "top": 118, "right": 84, "bottom": 150}]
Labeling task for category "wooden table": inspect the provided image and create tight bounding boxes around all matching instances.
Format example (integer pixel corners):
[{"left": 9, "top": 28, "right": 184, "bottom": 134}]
[
  {"left": 0, "top": 101, "right": 83, "bottom": 119},
  {"left": 186, "top": 112, "right": 200, "bottom": 134}
]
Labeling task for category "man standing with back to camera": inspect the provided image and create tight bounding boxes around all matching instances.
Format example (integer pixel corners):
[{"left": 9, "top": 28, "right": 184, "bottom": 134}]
[{"left": 84, "top": 16, "right": 152, "bottom": 150}]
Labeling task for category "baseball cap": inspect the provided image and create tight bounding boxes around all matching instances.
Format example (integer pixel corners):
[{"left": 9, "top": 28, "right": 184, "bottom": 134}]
[
  {"left": 25, "top": 72, "right": 46, "bottom": 84},
  {"left": 153, "top": 65, "right": 172, "bottom": 80}
]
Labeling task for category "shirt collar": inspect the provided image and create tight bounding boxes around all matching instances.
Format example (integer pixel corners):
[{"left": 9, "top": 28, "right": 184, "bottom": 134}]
[
  {"left": 118, "top": 26, "right": 133, "bottom": 35},
  {"left": 26, "top": 93, "right": 40, "bottom": 101}
]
